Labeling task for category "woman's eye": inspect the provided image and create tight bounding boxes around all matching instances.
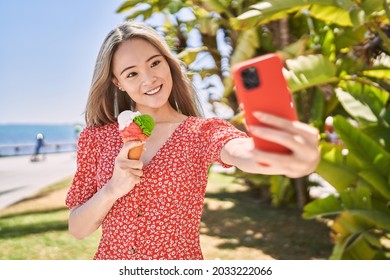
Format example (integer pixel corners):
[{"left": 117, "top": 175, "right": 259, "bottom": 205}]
[
  {"left": 127, "top": 72, "right": 137, "bottom": 78},
  {"left": 151, "top": 60, "right": 161, "bottom": 67}
]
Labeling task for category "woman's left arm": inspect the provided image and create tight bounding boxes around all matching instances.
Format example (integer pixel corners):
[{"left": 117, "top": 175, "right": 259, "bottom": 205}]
[{"left": 220, "top": 111, "right": 320, "bottom": 178}]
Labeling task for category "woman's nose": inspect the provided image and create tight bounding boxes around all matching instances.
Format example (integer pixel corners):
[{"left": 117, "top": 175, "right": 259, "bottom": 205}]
[{"left": 141, "top": 71, "right": 157, "bottom": 85}]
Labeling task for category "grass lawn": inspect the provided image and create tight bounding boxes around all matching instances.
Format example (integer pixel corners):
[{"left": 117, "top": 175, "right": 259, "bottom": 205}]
[
  {"left": 0, "top": 178, "right": 100, "bottom": 259},
  {"left": 0, "top": 171, "right": 333, "bottom": 260}
]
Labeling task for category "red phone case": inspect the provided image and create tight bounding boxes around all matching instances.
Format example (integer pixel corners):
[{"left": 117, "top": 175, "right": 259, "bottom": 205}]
[{"left": 232, "top": 53, "right": 298, "bottom": 154}]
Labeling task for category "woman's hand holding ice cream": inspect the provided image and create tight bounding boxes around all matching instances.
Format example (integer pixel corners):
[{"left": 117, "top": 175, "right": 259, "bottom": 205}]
[
  {"left": 104, "top": 141, "right": 144, "bottom": 199},
  {"left": 100, "top": 110, "right": 155, "bottom": 200}
]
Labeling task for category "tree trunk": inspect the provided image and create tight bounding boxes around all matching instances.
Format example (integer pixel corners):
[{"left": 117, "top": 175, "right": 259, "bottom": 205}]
[{"left": 293, "top": 177, "right": 309, "bottom": 210}]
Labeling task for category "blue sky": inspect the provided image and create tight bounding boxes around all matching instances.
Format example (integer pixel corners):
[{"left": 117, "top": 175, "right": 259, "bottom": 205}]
[
  {"left": 0, "top": 0, "right": 127, "bottom": 124},
  {"left": 0, "top": 1, "right": 230, "bottom": 125}
]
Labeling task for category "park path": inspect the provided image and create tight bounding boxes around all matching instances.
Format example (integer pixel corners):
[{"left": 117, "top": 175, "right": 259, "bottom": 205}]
[{"left": 0, "top": 152, "right": 76, "bottom": 210}]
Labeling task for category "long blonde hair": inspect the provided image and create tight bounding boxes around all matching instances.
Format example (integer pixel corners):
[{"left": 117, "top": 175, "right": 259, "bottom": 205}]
[{"left": 85, "top": 21, "right": 202, "bottom": 126}]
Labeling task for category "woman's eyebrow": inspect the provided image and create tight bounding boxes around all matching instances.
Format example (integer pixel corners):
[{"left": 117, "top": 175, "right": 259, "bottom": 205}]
[{"left": 120, "top": 54, "right": 162, "bottom": 76}]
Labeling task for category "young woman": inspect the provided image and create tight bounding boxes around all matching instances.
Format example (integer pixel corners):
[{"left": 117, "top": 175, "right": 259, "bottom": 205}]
[{"left": 66, "top": 21, "right": 320, "bottom": 260}]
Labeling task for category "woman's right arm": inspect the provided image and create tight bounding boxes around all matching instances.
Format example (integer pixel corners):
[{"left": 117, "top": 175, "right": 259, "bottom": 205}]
[{"left": 68, "top": 141, "right": 144, "bottom": 239}]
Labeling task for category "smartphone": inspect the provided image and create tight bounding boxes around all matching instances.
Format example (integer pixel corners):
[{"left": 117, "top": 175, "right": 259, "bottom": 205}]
[{"left": 232, "top": 53, "right": 298, "bottom": 154}]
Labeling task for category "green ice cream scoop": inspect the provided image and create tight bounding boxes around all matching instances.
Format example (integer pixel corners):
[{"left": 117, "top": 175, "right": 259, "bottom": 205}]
[{"left": 133, "top": 114, "right": 155, "bottom": 137}]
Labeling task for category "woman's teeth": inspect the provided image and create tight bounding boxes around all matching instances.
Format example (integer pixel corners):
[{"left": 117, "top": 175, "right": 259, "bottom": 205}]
[{"left": 145, "top": 85, "right": 161, "bottom": 95}]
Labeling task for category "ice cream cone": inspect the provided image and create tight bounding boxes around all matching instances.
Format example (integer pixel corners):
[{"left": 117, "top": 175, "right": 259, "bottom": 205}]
[
  {"left": 128, "top": 144, "right": 144, "bottom": 160},
  {"left": 118, "top": 110, "right": 154, "bottom": 160}
]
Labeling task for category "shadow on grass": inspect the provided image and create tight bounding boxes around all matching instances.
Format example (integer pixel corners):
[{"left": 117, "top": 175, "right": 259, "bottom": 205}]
[
  {"left": 0, "top": 207, "right": 68, "bottom": 219},
  {"left": 0, "top": 207, "right": 69, "bottom": 239},
  {"left": 0, "top": 220, "right": 68, "bottom": 239},
  {"left": 202, "top": 188, "right": 333, "bottom": 260}
]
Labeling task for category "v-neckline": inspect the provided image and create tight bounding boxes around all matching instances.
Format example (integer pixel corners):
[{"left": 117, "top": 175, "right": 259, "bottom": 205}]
[{"left": 142, "top": 116, "right": 192, "bottom": 169}]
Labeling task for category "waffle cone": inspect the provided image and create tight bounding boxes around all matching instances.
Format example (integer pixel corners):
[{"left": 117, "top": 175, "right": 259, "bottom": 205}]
[{"left": 127, "top": 144, "right": 144, "bottom": 160}]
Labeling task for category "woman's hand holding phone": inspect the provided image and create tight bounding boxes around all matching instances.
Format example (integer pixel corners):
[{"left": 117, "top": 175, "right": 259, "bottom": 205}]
[
  {"left": 228, "top": 54, "right": 320, "bottom": 177},
  {"left": 222, "top": 111, "right": 320, "bottom": 178},
  {"left": 249, "top": 111, "right": 319, "bottom": 177}
]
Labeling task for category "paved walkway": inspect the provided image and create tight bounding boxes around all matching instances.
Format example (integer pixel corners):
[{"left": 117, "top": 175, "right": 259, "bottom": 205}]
[{"left": 0, "top": 152, "right": 76, "bottom": 210}]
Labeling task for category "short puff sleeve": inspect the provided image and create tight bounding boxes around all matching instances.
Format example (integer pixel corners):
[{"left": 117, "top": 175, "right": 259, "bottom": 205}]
[
  {"left": 199, "top": 117, "right": 248, "bottom": 169},
  {"left": 65, "top": 126, "right": 99, "bottom": 209}
]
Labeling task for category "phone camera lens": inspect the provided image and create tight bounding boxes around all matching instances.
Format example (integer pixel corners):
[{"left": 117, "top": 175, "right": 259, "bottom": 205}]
[{"left": 241, "top": 67, "right": 260, "bottom": 89}]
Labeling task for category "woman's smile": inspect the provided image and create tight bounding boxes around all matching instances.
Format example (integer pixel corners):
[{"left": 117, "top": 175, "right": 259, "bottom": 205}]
[{"left": 144, "top": 85, "right": 162, "bottom": 96}]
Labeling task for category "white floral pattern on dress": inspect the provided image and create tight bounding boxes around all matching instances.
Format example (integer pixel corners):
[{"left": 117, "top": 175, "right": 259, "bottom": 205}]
[{"left": 66, "top": 117, "right": 248, "bottom": 260}]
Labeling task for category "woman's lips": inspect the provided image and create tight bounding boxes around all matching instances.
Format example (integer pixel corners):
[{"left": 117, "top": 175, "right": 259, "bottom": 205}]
[{"left": 144, "top": 85, "right": 162, "bottom": 95}]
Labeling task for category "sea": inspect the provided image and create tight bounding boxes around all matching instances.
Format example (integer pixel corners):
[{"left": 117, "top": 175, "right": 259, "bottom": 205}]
[{"left": 0, "top": 123, "right": 84, "bottom": 157}]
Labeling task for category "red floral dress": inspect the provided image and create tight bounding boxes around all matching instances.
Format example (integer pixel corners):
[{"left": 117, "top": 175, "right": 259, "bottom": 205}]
[{"left": 65, "top": 117, "right": 248, "bottom": 260}]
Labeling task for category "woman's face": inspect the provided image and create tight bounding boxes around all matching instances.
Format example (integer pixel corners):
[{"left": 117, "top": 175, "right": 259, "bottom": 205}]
[{"left": 111, "top": 39, "right": 173, "bottom": 112}]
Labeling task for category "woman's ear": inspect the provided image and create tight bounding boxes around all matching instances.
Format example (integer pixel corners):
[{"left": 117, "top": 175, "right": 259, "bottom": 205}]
[
  {"left": 112, "top": 77, "right": 123, "bottom": 91},
  {"left": 112, "top": 77, "right": 120, "bottom": 88}
]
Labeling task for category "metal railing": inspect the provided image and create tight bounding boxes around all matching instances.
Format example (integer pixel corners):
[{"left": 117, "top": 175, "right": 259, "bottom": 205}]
[{"left": 0, "top": 142, "right": 77, "bottom": 157}]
